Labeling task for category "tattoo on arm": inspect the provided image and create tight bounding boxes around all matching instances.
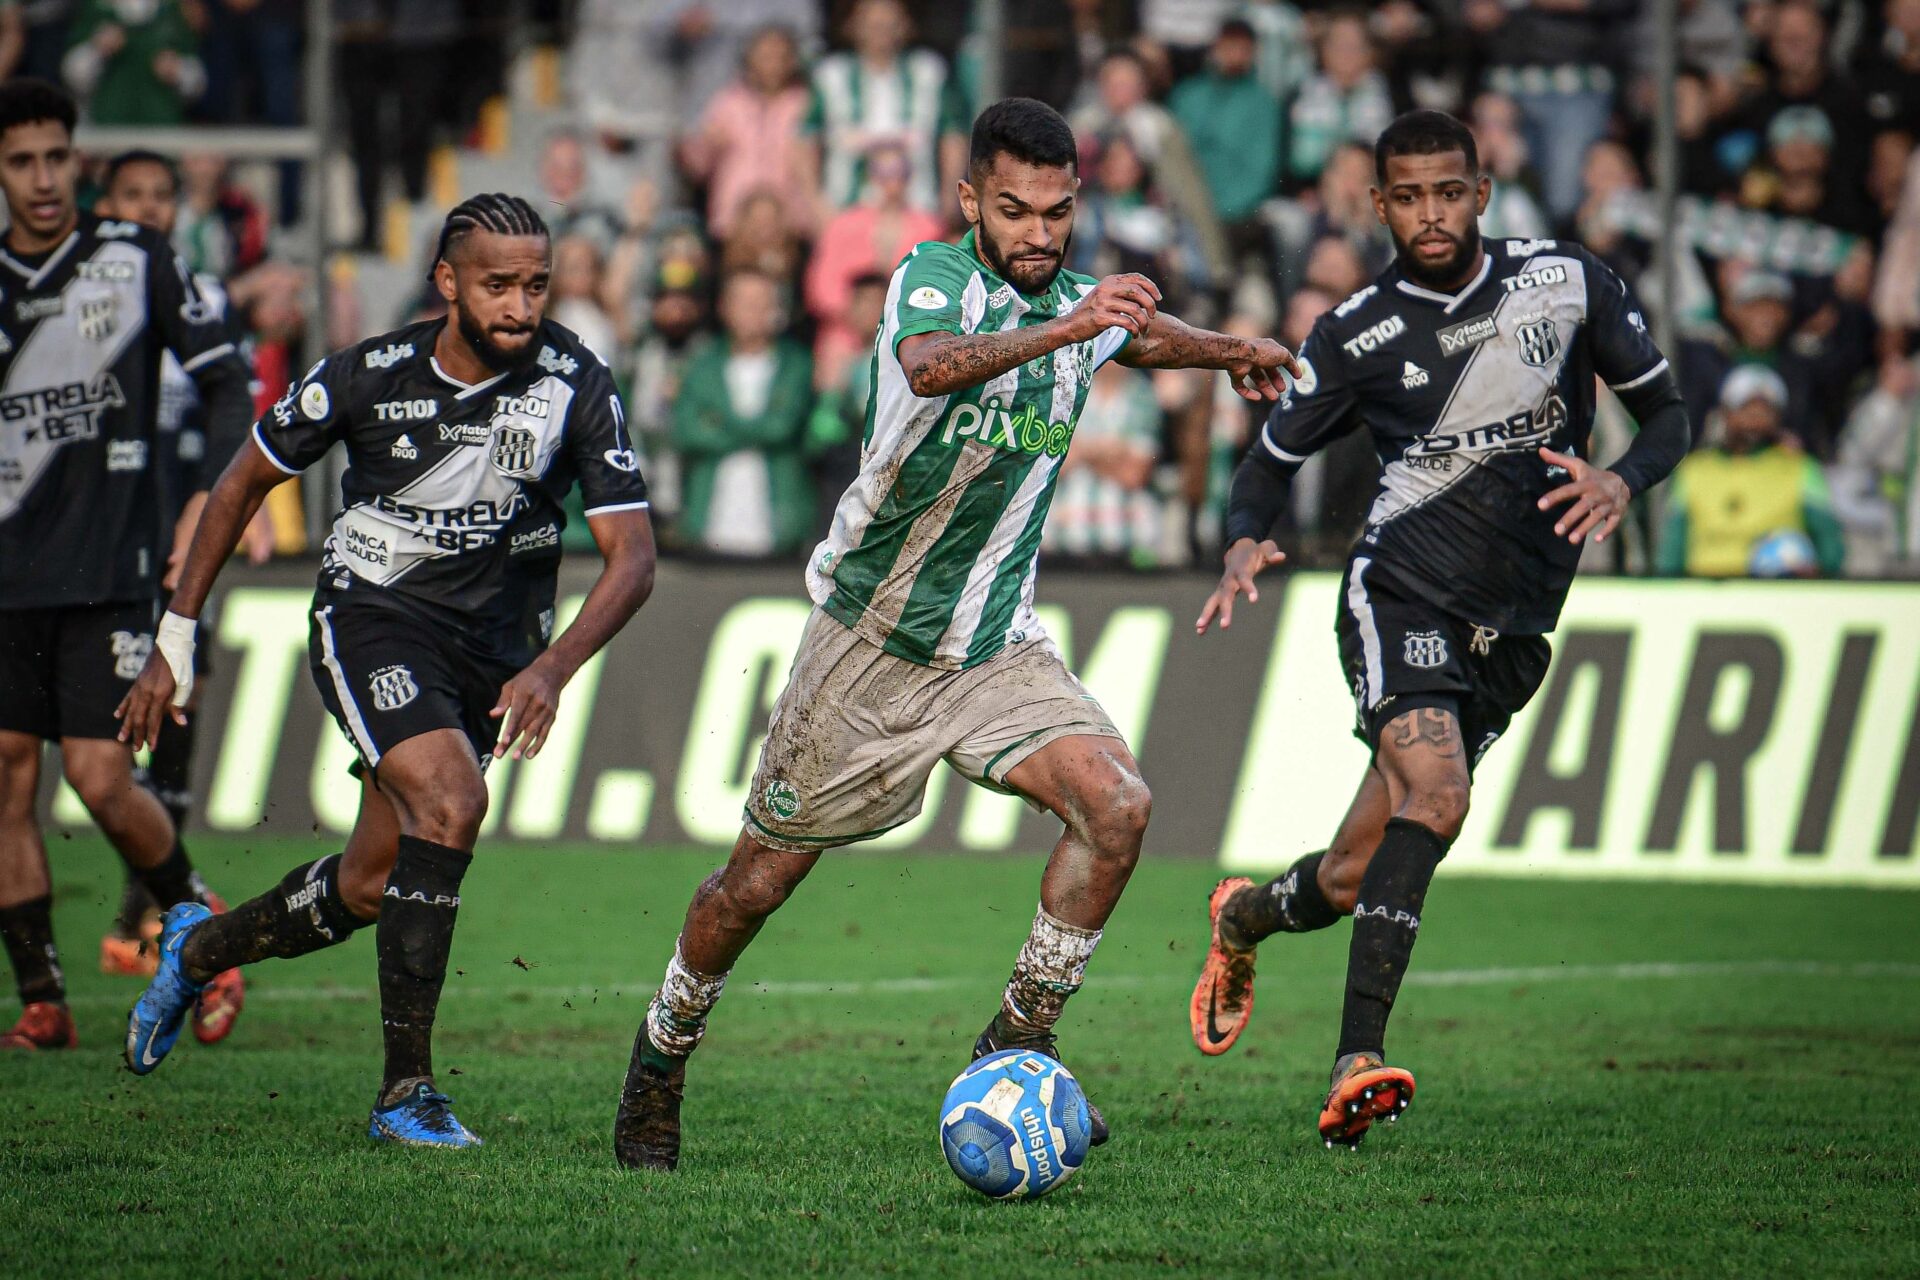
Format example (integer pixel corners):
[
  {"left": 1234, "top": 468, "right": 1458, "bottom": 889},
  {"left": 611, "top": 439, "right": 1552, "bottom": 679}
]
[
  {"left": 1388, "top": 707, "right": 1464, "bottom": 758},
  {"left": 901, "top": 324, "right": 1074, "bottom": 397},
  {"left": 1119, "top": 313, "right": 1251, "bottom": 370}
]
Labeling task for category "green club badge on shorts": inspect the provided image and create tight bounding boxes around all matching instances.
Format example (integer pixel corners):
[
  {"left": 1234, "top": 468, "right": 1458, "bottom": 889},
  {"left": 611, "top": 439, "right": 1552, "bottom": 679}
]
[{"left": 764, "top": 779, "right": 801, "bottom": 821}]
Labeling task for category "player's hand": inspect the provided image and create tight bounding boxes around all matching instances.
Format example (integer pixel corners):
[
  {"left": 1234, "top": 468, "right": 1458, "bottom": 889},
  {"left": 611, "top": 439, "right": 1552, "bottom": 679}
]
[
  {"left": 1196, "top": 538, "right": 1286, "bottom": 634},
  {"left": 1537, "top": 447, "right": 1631, "bottom": 546},
  {"left": 116, "top": 653, "right": 183, "bottom": 752},
  {"left": 1225, "top": 338, "right": 1303, "bottom": 402},
  {"left": 490, "top": 658, "right": 566, "bottom": 760},
  {"left": 1071, "top": 273, "right": 1161, "bottom": 340}
]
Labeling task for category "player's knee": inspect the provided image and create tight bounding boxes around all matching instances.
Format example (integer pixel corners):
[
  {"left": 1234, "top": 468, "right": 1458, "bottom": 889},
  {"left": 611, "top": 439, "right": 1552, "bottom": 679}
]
[
  {"left": 1083, "top": 774, "right": 1152, "bottom": 861},
  {"left": 0, "top": 745, "right": 37, "bottom": 812},
  {"left": 402, "top": 775, "right": 488, "bottom": 847},
  {"left": 63, "top": 754, "right": 133, "bottom": 817},
  {"left": 1319, "top": 848, "right": 1367, "bottom": 914},
  {"left": 337, "top": 862, "right": 387, "bottom": 921},
  {"left": 1401, "top": 780, "right": 1470, "bottom": 840}
]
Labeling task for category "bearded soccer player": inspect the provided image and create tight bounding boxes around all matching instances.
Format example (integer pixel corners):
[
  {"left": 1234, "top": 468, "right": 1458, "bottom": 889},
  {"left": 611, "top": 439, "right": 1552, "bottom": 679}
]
[
  {"left": 94, "top": 149, "right": 273, "bottom": 992},
  {"left": 0, "top": 81, "right": 252, "bottom": 1052},
  {"left": 613, "top": 97, "right": 1299, "bottom": 1172},
  {"left": 118, "top": 194, "right": 656, "bottom": 1148},
  {"left": 1188, "top": 110, "right": 1691, "bottom": 1147}
]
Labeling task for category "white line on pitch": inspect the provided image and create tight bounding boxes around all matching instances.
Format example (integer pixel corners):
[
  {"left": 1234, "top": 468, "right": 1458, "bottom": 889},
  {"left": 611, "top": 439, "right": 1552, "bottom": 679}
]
[{"left": 60, "top": 959, "right": 1920, "bottom": 1010}]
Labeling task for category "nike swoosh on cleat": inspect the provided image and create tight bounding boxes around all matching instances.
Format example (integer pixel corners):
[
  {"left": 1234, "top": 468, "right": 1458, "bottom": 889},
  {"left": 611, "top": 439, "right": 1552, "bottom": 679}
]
[
  {"left": 1203, "top": 978, "right": 1232, "bottom": 1046},
  {"left": 140, "top": 1028, "right": 163, "bottom": 1067}
]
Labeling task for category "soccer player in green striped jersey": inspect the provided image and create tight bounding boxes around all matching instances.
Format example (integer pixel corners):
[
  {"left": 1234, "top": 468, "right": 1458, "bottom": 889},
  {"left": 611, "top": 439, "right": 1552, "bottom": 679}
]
[{"left": 615, "top": 98, "right": 1299, "bottom": 1171}]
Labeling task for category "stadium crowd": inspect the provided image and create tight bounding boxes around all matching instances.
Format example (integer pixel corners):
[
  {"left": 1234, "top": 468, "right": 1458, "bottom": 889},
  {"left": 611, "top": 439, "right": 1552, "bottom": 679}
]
[{"left": 11, "top": 0, "right": 1920, "bottom": 579}]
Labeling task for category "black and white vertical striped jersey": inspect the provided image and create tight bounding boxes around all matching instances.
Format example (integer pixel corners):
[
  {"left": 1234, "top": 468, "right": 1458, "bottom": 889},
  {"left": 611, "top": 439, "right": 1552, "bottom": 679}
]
[
  {"left": 254, "top": 318, "right": 648, "bottom": 666},
  {"left": 0, "top": 213, "right": 251, "bottom": 609},
  {"left": 1257, "top": 238, "right": 1671, "bottom": 634}
]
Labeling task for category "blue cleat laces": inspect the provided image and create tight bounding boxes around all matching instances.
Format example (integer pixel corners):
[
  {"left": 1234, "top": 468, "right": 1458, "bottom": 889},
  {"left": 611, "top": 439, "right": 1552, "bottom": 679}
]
[
  {"left": 368, "top": 1081, "right": 484, "bottom": 1149},
  {"left": 124, "top": 902, "right": 212, "bottom": 1076}
]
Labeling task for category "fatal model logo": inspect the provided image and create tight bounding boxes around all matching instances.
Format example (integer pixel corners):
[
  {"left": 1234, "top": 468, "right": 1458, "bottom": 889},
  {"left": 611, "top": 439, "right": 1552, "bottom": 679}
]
[
  {"left": 1517, "top": 318, "right": 1562, "bottom": 368},
  {"left": 1403, "top": 630, "right": 1448, "bottom": 669},
  {"left": 368, "top": 664, "right": 419, "bottom": 712},
  {"left": 1438, "top": 312, "right": 1498, "bottom": 357}
]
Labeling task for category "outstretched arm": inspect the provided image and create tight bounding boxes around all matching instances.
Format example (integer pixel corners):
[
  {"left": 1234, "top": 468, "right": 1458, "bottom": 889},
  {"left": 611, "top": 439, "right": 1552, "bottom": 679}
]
[
  {"left": 1118, "top": 312, "right": 1301, "bottom": 401},
  {"left": 897, "top": 272, "right": 1162, "bottom": 398}
]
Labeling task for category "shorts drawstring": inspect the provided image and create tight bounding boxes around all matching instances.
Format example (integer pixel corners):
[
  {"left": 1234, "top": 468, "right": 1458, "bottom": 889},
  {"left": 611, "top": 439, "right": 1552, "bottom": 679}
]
[{"left": 1470, "top": 624, "right": 1500, "bottom": 656}]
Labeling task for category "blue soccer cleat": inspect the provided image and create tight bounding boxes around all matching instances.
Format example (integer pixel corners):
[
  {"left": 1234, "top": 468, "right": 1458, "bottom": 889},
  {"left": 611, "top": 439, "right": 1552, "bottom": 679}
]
[
  {"left": 124, "top": 902, "right": 212, "bottom": 1076},
  {"left": 368, "top": 1082, "right": 484, "bottom": 1149}
]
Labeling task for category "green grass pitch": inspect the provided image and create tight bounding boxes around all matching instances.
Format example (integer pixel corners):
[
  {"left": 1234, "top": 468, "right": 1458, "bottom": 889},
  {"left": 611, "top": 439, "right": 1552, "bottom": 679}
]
[{"left": 6, "top": 834, "right": 1919, "bottom": 1278}]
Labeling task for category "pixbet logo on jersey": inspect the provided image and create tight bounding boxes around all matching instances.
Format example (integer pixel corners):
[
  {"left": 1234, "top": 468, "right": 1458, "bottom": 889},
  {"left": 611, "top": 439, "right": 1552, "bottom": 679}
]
[{"left": 938, "top": 398, "right": 1071, "bottom": 457}]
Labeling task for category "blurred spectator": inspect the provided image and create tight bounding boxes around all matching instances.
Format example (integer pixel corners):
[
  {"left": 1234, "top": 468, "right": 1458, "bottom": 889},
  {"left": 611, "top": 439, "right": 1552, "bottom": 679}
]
[
  {"left": 1740, "top": 105, "right": 1873, "bottom": 233},
  {"left": 719, "top": 187, "right": 803, "bottom": 290},
  {"left": 337, "top": 0, "right": 461, "bottom": 252},
  {"left": 1240, "top": 0, "right": 1314, "bottom": 106},
  {"left": 1828, "top": 350, "right": 1920, "bottom": 574},
  {"left": 551, "top": 235, "right": 619, "bottom": 364},
  {"left": 62, "top": 0, "right": 203, "bottom": 124},
  {"left": 1860, "top": 0, "right": 1920, "bottom": 135},
  {"left": 1267, "top": 141, "right": 1391, "bottom": 304},
  {"left": 804, "top": 140, "right": 942, "bottom": 390},
  {"left": 1629, "top": 0, "right": 1748, "bottom": 113},
  {"left": 199, "top": 0, "right": 303, "bottom": 220},
  {"left": 1303, "top": 232, "right": 1370, "bottom": 301},
  {"left": 1073, "top": 48, "right": 1231, "bottom": 285},
  {"left": 801, "top": 0, "right": 968, "bottom": 220},
  {"left": 1681, "top": 268, "right": 1795, "bottom": 435},
  {"left": 1726, "top": 0, "right": 1871, "bottom": 223},
  {"left": 175, "top": 153, "right": 268, "bottom": 280},
  {"left": 671, "top": 269, "right": 816, "bottom": 557},
  {"left": 1285, "top": 10, "right": 1394, "bottom": 187},
  {"left": 1170, "top": 20, "right": 1281, "bottom": 254},
  {"left": 1658, "top": 364, "right": 1846, "bottom": 577},
  {"left": 1062, "top": 0, "right": 1134, "bottom": 115},
  {"left": 0, "top": 3, "right": 27, "bottom": 81},
  {"left": 1470, "top": 92, "right": 1553, "bottom": 241},
  {"left": 16, "top": 0, "right": 65, "bottom": 83},
  {"left": 1468, "top": 0, "right": 1630, "bottom": 224},
  {"left": 1045, "top": 360, "right": 1165, "bottom": 565},
  {"left": 1071, "top": 131, "right": 1213, "bottom": 314},
  {"left": 805, "top": 269, "right": 885, "bottom": 530},
  {"left": 1868, "top": 128, "right": 1916, "bottom": 225},
  {"left": 539, "top": 128, "right": 626, "bottom": 252},
  {"left": 1572, "top": 139, "right": 1645, "bottom": 253},
  {"left": 628, "top": 284, "right": 709, "bottom": 526},
  {"left": 1140, "top": 0, "right": 1240, "bottom": 79},
  {"left": 681, "top": 24, "right": 815, "bottom": 241},
  {"left": 1873, "top": 139, "right": 1920, "bottom": 332}
]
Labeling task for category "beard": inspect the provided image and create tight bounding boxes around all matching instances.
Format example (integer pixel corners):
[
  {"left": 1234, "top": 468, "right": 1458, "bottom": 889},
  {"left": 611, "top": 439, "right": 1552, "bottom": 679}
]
[
  {"left": 1391, "top": 221, "right": 1483, "bottom": 290},
  {"left": 979, "top": 226, "right": 1069, "bottom": 295},
  {"left": 457, "top": 305, "right": 538, "bottom": 372}
]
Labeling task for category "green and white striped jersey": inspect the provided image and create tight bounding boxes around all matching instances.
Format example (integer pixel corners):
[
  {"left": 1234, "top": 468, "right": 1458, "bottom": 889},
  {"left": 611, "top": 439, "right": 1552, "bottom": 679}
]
[{"left": 807, "top": 231, "right": 1131, "bottom": 669}]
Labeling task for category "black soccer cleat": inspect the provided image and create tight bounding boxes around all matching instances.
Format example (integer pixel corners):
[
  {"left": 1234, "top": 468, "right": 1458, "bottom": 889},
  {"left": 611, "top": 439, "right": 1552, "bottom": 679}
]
[
  {"left": 973, "top": 1018, "right": 1109, "bottom": 1147},
  {"left": 613, "top": 1025, "right": 686, "bottom": 1172}
]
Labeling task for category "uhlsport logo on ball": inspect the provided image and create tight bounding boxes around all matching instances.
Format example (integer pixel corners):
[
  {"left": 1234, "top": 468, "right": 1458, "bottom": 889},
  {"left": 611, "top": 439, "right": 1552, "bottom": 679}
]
[{"left": 939, "top": 1050, "right": 1091, "bottom": 1199}]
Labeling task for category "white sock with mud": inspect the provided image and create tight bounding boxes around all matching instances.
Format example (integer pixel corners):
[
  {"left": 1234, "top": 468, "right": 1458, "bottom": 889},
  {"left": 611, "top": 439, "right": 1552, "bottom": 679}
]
[
  {"left": 644, "top": 940, "right": 728, "bottom": 1059},
  {"left": 997, "top": 907, "right": 1102, "bottom": 1041}
]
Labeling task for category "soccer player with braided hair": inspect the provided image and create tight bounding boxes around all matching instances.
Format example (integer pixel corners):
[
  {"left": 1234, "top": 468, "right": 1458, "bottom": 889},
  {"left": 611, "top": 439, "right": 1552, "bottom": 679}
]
[{"left": 117, "top": 193, "right": 657, "bottom": 1147}]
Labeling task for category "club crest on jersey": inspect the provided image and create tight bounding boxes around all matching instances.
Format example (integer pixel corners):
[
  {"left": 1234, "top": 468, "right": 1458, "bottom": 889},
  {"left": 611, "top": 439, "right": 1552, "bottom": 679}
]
[
  {"left": 368, "top": 664, "right": 419, "bottom": 712},
  {"left": 110, "top": 629, "right": 152, "bottom": 680},
  {"left": 365, "top": 342, "right": 413, "bottom": 370},
  {"left": 763, "top": 779, "right": 801, "bottom": 821},
  {"left": 537, "top": 345, "right": 578, "bottom": 377},
  {"left": 79, "top": 296, "right": 117, "bottom": 341},
  {"left": 1403, "top": 630, "right": 1448, "bottom": 669},
  {"left": 1516, "top": 318, "right": 1562, "bottom": 368},
  {"left": 490, "top": 424, "right": 538, "bottom": 476},
  {"left": 1401, "top": 361, "right": 1429, "bottom": 389},
  {"left": 1438, "top": 312, "right": 1497, "bottom": 357}
]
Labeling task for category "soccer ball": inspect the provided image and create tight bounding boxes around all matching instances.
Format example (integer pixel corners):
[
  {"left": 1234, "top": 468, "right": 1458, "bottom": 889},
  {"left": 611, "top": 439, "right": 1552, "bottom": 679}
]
[
  {"left": 1749, "top": 528, "right": 1817, "bottom": 579},
  {"left": 938, "top": 1049, "right": 1091, "bottom": 1200}
]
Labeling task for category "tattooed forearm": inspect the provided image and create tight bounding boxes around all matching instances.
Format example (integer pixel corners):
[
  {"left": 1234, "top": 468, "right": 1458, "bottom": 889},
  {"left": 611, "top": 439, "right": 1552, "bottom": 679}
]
[
  {"left": 899, "top": 323, "right": 1077, "bottom": 397},
  {"left": 1388, "top": 707, "right": 1464, "bottom": 758},
  {"left": 1118, "top": 313, "right": 1253, "bottom": 370}
]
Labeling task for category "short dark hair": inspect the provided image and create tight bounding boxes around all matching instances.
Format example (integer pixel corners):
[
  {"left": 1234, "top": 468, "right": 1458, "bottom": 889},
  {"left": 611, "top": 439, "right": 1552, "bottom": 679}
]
[
  {"left": 1374, "top": 109, "right": 1479, "bottom": 184},
  {"left": 435, "top": 192, "right": 549, "bottom": 267},
  {"left": 969, "top": 97, "right": 1077, "bottom": 178},
  {"left": 0, "top": 79, "right": 76, "bottom": 143},
  {"left": 104, "top": 149, "right": 177, "bottom": 195}
]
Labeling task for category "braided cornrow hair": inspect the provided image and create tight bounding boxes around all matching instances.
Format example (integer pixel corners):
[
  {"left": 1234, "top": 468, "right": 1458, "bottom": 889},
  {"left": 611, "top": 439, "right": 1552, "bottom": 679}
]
[{"left": 434, "top": 192, "right": 550, "bottom": 267}]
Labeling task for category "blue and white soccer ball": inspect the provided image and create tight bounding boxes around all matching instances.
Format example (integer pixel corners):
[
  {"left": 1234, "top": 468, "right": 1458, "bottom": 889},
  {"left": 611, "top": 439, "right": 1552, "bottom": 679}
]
[
  {"left": 1749, "top": 528, "right": 1817, "bottom": 579},
  {"left": 939, "top": 1049, "right": 1091, "bottom": 1200}
]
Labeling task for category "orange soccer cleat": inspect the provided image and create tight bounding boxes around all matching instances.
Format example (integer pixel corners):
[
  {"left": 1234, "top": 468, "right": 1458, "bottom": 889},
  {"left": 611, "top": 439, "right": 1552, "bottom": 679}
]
[
  {"left": 1190, "top": 877, "right": 1258, "bottom": 1056},
  {"left": 189, "top": 892, "right": 245, "bottom": 1045},
  {"left": 100, "top": 920, "right": 161, "bottom": 978},
  {"left": 1318, "top": 1052, "right": 1415, "bottom": 1149},
  {"left": 1, "top": 1000, "right": 78, "bottom": 1050}
]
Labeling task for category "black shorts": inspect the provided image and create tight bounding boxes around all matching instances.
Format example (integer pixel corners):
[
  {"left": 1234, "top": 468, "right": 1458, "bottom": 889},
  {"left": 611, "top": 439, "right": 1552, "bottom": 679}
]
[
  {"left": 1335, "top": 557, "right": 1551, "bottom": 772},
  {"left": 307, "top": 598, "right": 516, "bottom": 774},
  {"left": 0, "top": 600, "right": 157, "bottom": 741}
]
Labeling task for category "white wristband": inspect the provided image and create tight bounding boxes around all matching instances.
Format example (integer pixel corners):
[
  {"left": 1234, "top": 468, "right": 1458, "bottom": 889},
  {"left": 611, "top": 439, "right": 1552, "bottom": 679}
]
[{"left": 155, "top": 610, "right": 197, "bottom": 708}]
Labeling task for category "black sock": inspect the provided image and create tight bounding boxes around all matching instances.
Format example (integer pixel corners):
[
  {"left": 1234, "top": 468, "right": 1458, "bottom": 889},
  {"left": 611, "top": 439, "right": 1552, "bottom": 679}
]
[
  {"left": 0, "top": 897, "right": 65, "bottom": 1005},
  {"left": 1337, "top": 819, "right": 1449, "bottom": 1060},
  {"left": 1222, "top": 852, "right": 1342, "bottom": 947},
  {"left": 181, "top": 855, "right": 373, "bottom": 982},
  {"left": 376, "top": 836, "right": 471, "bottom": 1098},
  {"left": 112, "top": 874, "right": 159, "bottom": 939},
  {"left": 147, "top": 713, "right": 196, "bottom": 831},
  {"left": 133, "top": 840, "right": 210, "bottom": 911}
]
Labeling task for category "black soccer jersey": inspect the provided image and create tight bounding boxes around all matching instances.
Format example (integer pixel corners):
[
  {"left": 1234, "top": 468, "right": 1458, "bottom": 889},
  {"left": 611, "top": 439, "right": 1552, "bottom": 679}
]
[
  {"left": 0, "top": 213, "right": 252, "bottom": 609},
  {"left": 254, "top": 318, "right": 648, "bottom": 665},
  {"left": 1258, "top": 238, "right": 1670, "bottom": 634}
]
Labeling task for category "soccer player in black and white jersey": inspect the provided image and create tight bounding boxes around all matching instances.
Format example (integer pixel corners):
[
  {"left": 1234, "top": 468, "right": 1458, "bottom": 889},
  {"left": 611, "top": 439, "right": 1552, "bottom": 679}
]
[
  {"left": 118, "top": 194, "right": 656, "bottom": 1148},
  {"left": 1187, "top": 111, "right": 1692, "bottom": 1146},
  {"left": 0, "top": 81, "right": 253, "bottom": 1053}
]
